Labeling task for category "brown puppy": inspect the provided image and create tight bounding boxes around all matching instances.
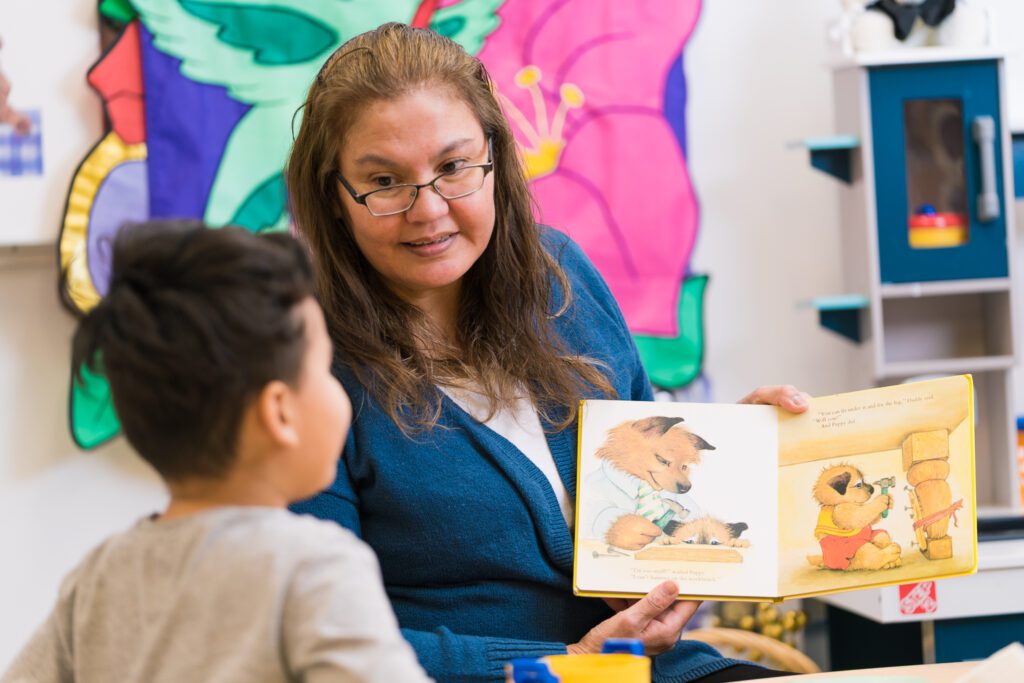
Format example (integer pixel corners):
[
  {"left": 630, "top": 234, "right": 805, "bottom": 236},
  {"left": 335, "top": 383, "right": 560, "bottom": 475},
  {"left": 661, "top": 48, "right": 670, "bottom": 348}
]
[
  {"left": 807, "top": 464, "right": 901, "bottom": 571},
  {"left": 661, "top": 516, "right": 750, "bottom": 548},
  {"left": 597, "top": 416, "right": 715, "bottom": 550}
]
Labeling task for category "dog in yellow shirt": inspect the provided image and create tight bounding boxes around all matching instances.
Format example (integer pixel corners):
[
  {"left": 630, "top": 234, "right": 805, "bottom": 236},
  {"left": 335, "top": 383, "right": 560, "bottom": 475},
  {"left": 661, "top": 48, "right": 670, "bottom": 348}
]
[{"left": 807, "top": 464, "right": 902, "bottom": 570}]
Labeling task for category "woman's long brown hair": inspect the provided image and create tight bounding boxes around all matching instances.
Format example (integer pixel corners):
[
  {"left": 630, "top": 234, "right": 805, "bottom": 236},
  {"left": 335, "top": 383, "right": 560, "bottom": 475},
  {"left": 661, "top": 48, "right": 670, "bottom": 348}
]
[{"left": 286, "top": 22, "right": 613, "bottom": 433}]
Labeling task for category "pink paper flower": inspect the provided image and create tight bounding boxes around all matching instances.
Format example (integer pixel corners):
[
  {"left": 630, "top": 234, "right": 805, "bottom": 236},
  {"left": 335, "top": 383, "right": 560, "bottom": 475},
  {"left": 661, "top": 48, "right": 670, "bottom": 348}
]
[{"left": 478, "top": 0, "right": 701, "bottom": 335}]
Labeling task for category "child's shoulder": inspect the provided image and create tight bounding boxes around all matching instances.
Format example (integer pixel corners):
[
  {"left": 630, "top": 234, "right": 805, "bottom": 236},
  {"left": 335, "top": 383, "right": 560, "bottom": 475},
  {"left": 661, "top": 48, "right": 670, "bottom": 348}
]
[
  {"left": 87, "top": 508, "right": 370, "bottom": 577},
  {"left": 190, "top": 507, "right": 366, "bottom": 557},
  {"left": 242, "top": 507, "right": 365, "bottom": 552}
]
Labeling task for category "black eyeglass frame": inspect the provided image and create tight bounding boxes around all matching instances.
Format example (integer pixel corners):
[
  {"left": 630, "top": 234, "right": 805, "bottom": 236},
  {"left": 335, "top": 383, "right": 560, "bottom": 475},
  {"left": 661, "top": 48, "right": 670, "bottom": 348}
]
[{"left": 335, "top": 138, "right": 494, "bottom": 217}]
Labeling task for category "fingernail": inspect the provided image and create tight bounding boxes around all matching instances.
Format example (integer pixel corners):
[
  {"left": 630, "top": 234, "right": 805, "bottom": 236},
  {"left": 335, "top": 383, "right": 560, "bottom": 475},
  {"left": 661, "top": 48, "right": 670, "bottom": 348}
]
[{"left": 789, "top": 393, "right": 806, "bottom": 407}]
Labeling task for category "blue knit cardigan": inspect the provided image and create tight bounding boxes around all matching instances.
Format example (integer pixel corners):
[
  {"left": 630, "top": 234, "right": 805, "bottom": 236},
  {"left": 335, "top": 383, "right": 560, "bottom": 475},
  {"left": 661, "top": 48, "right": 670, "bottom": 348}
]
[{"left": 292, "top": 228, "right": 738, "bottom": 682}]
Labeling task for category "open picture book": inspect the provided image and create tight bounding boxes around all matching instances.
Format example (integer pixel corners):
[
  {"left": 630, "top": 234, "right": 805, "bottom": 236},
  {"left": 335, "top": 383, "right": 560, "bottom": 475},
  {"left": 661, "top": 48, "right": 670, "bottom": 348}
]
[{"left": 573, "top": 375, "right": 977, "bottom": 601}]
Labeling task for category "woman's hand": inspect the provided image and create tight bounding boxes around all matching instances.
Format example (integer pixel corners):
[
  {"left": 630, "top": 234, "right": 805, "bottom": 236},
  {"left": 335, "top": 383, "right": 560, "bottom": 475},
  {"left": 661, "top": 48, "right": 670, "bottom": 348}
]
[
  {"left": 738, "top": 384, "right": 811, "bottom": 414},
  {"left": 570, "top": 581, "right": 700, "bottom": 656}
]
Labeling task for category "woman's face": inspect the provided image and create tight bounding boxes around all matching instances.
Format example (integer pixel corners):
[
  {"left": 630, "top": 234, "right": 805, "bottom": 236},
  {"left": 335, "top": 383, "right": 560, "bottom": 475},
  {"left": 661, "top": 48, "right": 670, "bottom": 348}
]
[{"left": 336, "top": 89, "right": 496, "bottom": 307}]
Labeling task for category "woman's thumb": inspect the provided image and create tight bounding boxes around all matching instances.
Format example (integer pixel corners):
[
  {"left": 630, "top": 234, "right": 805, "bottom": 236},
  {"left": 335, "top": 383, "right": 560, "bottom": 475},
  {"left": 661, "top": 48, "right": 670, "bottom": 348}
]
[{"left": 634, "top": 581, "right": 679, "bottom": 620}]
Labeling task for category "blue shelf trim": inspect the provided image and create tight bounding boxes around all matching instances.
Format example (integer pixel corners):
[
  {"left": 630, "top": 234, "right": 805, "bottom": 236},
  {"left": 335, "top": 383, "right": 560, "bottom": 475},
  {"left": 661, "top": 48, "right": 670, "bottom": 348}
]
[
  {"left": 804, "top": 136, "right": 860, "bottom": 183},
  {"left": 811, "top": 295, "right": 868, "bottom": 343}
]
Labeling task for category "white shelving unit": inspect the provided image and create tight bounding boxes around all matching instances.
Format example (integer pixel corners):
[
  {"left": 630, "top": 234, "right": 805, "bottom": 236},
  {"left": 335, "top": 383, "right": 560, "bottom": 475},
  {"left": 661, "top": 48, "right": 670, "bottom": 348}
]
[{"left": 809, "top": 51, "right": 1021, "bottom": 514}]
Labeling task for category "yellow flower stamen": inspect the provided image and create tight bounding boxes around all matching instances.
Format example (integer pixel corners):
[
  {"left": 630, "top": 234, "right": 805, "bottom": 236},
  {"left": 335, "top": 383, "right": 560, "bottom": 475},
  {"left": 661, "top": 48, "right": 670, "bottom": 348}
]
[
  {"left": 501, "top": 66, "right": 587, "bottom": 181},
  {"left": 514, "top": 65, "right": 542, "bottom": 88}
]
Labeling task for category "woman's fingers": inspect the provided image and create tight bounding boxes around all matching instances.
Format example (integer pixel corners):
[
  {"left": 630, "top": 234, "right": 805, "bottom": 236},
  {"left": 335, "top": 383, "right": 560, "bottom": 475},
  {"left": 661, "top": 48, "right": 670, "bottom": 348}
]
[
  {"left": 640, "top": 596, "right": 700, "bottom": 654},
  {"left": 652, "top": 599, "right": 701, "bottom": 630},
  {"left": 571, "top": 582, "right": 689, "bottom": 656},
  {"left": 738, "top": 384, "right": 811, "bottom": 414},
  {"left": 631, "top": 580, "right": 678, "bottom": 622}
]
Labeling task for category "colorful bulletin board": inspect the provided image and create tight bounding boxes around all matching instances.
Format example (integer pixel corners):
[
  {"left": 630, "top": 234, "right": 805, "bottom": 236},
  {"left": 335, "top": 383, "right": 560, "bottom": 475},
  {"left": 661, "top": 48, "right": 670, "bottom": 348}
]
[{"left": 63, "top": 0, "right": 709, "bottom": 447}]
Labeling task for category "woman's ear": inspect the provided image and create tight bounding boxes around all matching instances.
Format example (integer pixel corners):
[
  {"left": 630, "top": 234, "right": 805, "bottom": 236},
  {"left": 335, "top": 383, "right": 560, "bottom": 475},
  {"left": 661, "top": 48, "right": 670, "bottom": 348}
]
[{"left": 255, "top": 380, "right": 300, "bottom": 449}]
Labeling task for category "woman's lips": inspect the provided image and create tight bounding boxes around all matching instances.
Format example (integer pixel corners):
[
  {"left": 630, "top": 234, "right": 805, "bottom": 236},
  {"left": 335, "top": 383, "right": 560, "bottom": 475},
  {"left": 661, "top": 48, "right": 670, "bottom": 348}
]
[{"left": 402, "top": 232, "right": 457, "bottom": 256}]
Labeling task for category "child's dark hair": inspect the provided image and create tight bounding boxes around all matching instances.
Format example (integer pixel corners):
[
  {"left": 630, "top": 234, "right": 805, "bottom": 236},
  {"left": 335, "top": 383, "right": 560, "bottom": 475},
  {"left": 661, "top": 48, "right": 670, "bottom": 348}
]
[{"left": 72, "top": 220, "right": 315, "bottom": 481}]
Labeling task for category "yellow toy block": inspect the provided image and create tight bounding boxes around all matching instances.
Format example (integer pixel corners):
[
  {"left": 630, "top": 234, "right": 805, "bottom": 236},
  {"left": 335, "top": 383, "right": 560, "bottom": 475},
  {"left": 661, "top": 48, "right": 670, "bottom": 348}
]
[
  {"left": 924, "top": 535, "right": 953, "bottom": 560},
  {"left": 902, "top": 429, "right": 949, "bottom": 471}
]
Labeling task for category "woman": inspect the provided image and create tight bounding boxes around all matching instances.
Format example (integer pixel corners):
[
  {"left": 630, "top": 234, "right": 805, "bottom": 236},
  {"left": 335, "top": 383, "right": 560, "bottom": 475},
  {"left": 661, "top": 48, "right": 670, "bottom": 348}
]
[{"left": 287, "top": 22, "right": 804, "bottom": 682}]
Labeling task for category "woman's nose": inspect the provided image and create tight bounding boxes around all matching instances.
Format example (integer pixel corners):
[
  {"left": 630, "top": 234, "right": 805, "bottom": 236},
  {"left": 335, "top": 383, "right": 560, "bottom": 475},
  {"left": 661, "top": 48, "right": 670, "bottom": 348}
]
[{"left": 405, "top": 184, "right": 449, "bottom": 222}]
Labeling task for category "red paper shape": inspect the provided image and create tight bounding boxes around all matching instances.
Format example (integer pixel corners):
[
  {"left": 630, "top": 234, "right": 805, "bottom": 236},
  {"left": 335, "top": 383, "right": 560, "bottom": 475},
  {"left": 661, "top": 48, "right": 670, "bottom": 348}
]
[
  {"left": 899, "top": 581, "right": 938, "bottom": 615},
  {"left": 87, "top": 21, "right": 145, "bottom": 144}
]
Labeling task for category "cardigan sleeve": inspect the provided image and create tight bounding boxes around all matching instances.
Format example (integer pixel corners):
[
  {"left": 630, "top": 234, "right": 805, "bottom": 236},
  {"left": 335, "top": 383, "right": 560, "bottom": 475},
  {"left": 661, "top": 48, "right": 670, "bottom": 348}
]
[{"left": 401, "top": 628, "right": 568, "bottom": 683}]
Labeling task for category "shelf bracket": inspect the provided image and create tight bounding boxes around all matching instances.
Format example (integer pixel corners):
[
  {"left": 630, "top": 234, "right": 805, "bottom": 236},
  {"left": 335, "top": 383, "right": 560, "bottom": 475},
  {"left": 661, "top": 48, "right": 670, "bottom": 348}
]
[
  {"left": 808, "top": 295, "right": 869, "bottom": 343},
  {"left": 801, "top": 136, "right": 860, "bottom": 184}
]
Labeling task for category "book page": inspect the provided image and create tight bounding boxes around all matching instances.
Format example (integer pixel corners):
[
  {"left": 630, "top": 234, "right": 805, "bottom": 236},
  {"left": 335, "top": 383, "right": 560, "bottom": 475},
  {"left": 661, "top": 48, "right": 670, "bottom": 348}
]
[
  {"left": 776, "top": 375, "right": 976, "bottom": 598},
  {"left": 574, "top": 400, "right": 778, "bottom": 600}
]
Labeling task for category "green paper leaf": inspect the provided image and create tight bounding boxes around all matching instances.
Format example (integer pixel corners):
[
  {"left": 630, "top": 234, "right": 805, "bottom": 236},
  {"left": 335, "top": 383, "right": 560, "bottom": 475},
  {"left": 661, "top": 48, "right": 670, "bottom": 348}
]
[
  {"left": 100, "top": 0, "right": 137, "bottom": 23},
  {"left": 231, "top": 173, "right": 288, "bottom": 233},
  {"left": 432, "top": 16, "right": 466, "bottom": 39},
  {"left": 429, "top": 0, "right": 504, "bottom": 55},
  {"left": 70, "top": 360, "right": 122, "bottom": 450},
  {"left": 633, "top": 274, "right": 708, "bottom": 390},
  {"left": 180, "top": 1, "right": 338, "bottom": 66}
]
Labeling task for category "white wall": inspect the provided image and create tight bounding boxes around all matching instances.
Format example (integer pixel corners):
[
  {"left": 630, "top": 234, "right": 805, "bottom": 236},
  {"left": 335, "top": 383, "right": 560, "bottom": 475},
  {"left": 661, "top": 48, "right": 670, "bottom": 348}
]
[
  {"left": 3, "top": 0, "right": 1024, "bottom": 670},
  {"left": 686, "top": 1, "right": 848, "bottom": 401},
  {"left": 0, "top": 0, "right": 103, "bottom": 245},
  {"left": 0, "top": 257, "right": 165, "bottom": 666}
]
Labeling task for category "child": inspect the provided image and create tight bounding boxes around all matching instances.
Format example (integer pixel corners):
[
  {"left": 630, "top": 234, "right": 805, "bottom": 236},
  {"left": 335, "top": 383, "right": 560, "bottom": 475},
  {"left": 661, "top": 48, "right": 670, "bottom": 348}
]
[{"left": 1, "top": 220, "right": 432, "bottom": 683}]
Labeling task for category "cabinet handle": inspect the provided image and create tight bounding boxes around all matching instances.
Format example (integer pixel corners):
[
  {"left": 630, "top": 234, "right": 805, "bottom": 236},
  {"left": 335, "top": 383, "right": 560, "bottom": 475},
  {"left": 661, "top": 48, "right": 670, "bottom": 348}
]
[{"left": 971, "top": 116, "right": 1000, "bottom": 223}]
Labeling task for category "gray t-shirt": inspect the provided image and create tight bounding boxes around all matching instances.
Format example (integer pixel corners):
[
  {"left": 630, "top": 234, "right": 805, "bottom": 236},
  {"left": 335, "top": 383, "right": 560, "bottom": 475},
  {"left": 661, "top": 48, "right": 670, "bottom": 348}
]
[{"left": 1, "top": 507, "right": 432, "bottom": 683}]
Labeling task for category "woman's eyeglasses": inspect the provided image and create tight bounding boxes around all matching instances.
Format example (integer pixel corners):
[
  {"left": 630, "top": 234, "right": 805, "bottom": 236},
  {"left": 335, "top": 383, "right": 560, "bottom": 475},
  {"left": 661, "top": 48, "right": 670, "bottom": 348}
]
[{"left": 336, "top": 138, "right": 494, "bottom": 217}]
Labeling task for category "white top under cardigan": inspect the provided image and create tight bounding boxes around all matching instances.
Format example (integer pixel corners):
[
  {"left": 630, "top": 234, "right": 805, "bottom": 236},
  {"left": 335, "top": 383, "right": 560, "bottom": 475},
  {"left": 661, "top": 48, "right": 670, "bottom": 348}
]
[{"left": 441, "top": 385, "right": 573, "bottom": 527}]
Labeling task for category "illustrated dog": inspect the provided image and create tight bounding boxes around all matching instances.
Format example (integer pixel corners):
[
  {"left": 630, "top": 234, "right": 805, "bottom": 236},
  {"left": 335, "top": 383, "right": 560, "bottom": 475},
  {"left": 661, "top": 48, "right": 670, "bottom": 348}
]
[
  {"left": 659, "top": 516, "right": 750, "bottom": 548},
  {"left": 591, "top": 416, "right": 716, "bottom": 550},
  {"left": 807, "top": 464, "right": 902, "bottom": 570}
]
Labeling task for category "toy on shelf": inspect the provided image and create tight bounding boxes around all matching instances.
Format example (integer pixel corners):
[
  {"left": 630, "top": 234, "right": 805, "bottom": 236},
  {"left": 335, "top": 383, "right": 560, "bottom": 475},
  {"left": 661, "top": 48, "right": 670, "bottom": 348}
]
[
  {"left": 909, "top": 204, "right": 967, "bottom": 249},
  {"left": 833, "top": 0, "right": 991, "bottom": 57}
]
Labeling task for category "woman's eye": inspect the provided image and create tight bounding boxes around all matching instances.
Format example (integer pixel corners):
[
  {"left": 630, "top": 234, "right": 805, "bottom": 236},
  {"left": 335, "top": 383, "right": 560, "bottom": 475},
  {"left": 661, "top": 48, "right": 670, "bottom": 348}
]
[
  {"left": 440, "top": 160, "right": 465, "bottom": 174},
  {"left": 372, "top": 176, "right": 395, "bottom": 188}
]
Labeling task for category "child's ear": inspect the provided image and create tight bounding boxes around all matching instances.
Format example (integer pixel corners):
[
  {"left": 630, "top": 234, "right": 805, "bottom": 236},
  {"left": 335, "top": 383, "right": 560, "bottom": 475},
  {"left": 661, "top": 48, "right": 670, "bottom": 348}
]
[{"left": 255, "top": 380, "right": 300, "bottom": 448}]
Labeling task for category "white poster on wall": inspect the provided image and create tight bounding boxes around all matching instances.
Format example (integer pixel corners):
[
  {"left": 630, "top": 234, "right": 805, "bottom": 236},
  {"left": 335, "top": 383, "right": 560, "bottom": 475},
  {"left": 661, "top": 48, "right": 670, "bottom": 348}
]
[{"left": 0, "top": 0, "right": 102, "bottom": 246}]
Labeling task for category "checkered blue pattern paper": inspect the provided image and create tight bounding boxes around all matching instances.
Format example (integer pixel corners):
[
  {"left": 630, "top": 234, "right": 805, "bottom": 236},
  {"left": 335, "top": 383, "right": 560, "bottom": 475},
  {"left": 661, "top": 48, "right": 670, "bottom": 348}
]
[{"left": 0, "top": 110, "right": 42, "bottom": 176}]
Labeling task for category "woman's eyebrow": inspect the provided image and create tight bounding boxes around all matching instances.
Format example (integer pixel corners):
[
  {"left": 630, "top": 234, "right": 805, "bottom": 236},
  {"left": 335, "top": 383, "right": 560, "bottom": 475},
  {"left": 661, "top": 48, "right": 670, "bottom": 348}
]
[
  {"left": 433, "top": 137, "right": 475, "bottom": 159},
  {"left": 353, "top": 153, "right": 399, "bottom": 168},
  {"left": 352, "top": 138, "right": 478, "bottom": 168}
]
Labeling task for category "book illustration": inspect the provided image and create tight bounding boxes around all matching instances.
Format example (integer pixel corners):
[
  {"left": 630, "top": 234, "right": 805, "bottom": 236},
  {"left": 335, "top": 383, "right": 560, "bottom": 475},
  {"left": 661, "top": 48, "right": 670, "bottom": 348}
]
[
  {"left": 667, "top": 517, "right": 750, "bottom": 548},
  {"left": 582, "top": 415, "right": 748, "bottom": 559},
  {"left": 575, "top": 401, "right": 779, "bottom": 599},
  {"left": 903, "top": 429, "right": 962, "bottom": 561},
  {"left": 807, "top": 464, "right": 903, "bottom": 571},
  {"left": 574, "top": 376, "right": 976, "bottom": 601},
  {"left": 776, "top": 376, "right": 974, "bottom": 598},
  {"left": 635, "top": 545, "right": 743, "bottom": 563}
]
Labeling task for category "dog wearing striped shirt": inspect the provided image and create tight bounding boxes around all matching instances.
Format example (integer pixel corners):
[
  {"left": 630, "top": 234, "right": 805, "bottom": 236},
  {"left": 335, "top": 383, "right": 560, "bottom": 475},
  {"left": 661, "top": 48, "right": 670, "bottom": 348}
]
[{"left": 595, "top": 416, "right": 716, "bottom": 550}]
